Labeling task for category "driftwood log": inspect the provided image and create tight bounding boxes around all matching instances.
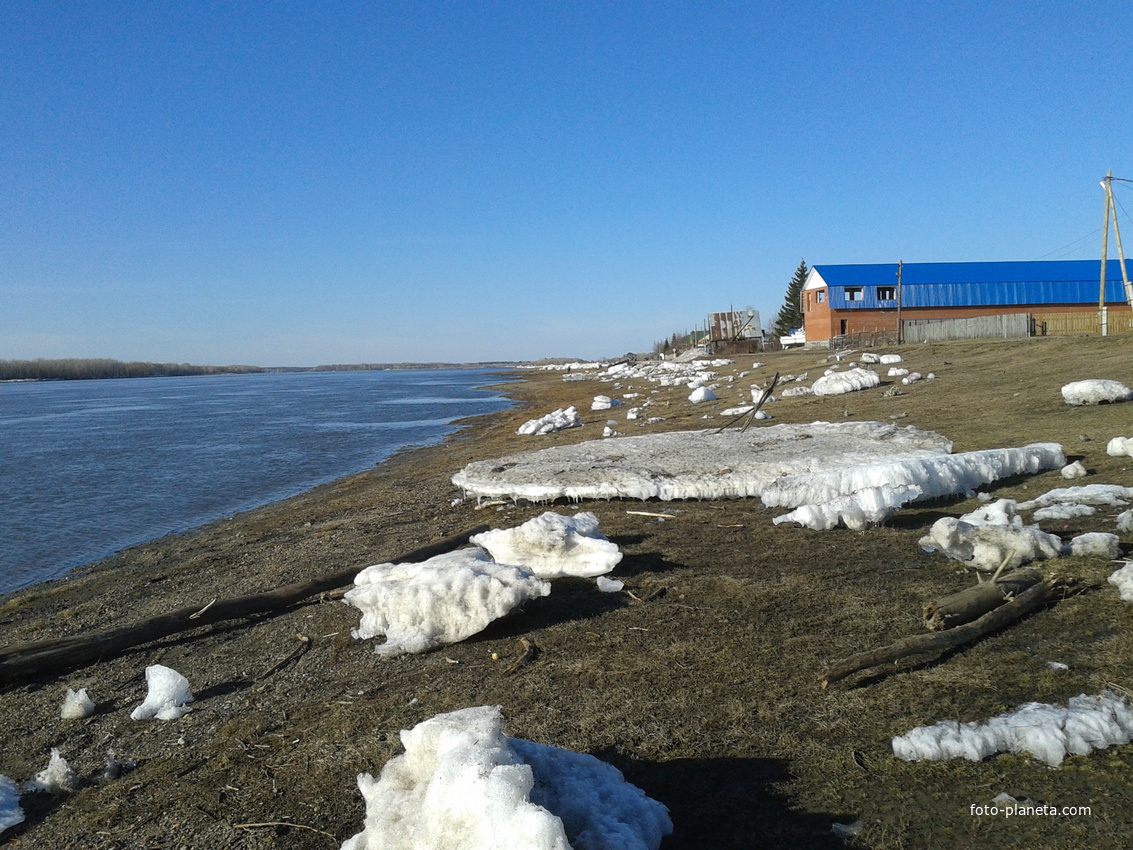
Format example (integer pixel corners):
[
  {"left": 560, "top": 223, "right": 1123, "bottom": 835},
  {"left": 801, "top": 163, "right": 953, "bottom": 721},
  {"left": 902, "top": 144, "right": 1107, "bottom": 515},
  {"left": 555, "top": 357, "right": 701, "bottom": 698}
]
[
  {"left": 922, "top": 569, "right": 1042, "bottom": 631},
  {"left": 820, "top": 579, "right": 1057, "bottom": 689},
  {"left": 0, "top": 524, "right": 488, "bottom": 686}
]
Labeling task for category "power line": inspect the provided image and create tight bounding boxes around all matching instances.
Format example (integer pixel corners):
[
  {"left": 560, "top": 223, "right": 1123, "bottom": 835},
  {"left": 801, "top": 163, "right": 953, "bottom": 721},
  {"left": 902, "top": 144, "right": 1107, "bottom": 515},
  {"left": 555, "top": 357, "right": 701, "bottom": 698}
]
[{"left": 1033, "top": 226, "right": 1104, "bottom": 260}]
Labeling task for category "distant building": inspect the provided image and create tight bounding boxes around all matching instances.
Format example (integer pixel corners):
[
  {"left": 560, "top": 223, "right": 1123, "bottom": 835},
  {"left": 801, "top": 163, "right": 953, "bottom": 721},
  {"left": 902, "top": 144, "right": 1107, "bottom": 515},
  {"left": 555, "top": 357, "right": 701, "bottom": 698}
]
[{"left": 802, "top": 260, "right": 1133, "bottom": 342}]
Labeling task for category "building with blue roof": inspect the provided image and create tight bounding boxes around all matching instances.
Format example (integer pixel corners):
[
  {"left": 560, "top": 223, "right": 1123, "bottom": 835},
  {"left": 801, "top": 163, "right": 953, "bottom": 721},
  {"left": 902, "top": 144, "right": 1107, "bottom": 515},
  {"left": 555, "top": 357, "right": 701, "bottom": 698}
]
[{"left": 802, "top": 260, "right": 1133, "bottom": 342}]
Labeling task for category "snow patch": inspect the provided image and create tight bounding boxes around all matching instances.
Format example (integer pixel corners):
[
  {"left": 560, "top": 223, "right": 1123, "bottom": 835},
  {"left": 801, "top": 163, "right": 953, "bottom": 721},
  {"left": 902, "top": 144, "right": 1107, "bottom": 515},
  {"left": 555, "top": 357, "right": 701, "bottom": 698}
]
[{"left": 1060, "top": 460, "right": 1088, "bottom": 479}]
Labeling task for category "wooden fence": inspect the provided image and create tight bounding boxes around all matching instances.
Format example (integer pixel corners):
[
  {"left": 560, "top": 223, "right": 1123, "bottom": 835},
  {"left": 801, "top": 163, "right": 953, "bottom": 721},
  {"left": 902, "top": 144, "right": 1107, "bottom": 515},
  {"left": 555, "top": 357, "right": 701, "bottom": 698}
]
[
  {"left": 1034, "top": 311, "right": 1133, "bottom": 336},
  {"left": 900, "top": 314, "right": 1032, "bottom": 343}
]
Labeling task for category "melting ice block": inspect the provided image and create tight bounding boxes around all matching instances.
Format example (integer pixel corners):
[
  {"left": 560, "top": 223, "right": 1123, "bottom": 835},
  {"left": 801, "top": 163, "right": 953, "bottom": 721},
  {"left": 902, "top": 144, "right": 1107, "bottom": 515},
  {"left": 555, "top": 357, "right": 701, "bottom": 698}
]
[
  {"left": 761, "top": 444, "right": 1065, "bottom": 509},
  {"left": 130, "top": 665, "right": 194, "bottom": 721},
  {"left": 773, "top": 485, "right": 921, "bottom": 531},
  {"left": 61, "top": 687, "right": 95, "bottom": 720},
  {"left": 340, "top": 706, "right": 672, "bottom": 850},
  {"left": 1061, "top": 380, "right": 1132, "bottom": 405},
  {"left": 918, "top": 499, "right": 1063, "bottom": 571},
  {"left": 471, "top": 512, "right": 622, "bottom": 578},
  {"left": 345, "top": 549, "right": 550, "bottom": 656},
  {"left": 518, "top": 407, "right": 581, "bottom": 436},
  {"left": 24, "top": 749, "right": 79, "bottom": 794},
  {"left": 0, "top": 776, "right": 22, "bottom": 834},
  {"left": 893, "top": 693, "right": 1133, "bottom": 766},
  {"left": 811, "top": 367, "right": 880, "bottom": 396}
]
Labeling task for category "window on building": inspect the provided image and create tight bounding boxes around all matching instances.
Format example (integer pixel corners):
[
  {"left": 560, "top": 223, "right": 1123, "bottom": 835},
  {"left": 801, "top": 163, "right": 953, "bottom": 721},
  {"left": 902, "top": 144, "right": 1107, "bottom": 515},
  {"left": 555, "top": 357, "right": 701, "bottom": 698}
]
[
  {"left": 817, "top": 290, "right": 826, "bottom": 303},
  {"left": 877, "top": 286, "right": 895, "bottom": 301},
  {"left": 846, "top": 287, "right": 863, "bottom": 302}
]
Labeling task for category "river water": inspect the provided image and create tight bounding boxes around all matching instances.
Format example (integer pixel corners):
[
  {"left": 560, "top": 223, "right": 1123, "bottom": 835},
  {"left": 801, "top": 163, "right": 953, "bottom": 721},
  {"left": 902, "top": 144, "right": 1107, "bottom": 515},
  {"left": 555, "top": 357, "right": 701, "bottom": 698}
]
[{"left": 0, "top": 369, "right": 515, "bottom": 594}]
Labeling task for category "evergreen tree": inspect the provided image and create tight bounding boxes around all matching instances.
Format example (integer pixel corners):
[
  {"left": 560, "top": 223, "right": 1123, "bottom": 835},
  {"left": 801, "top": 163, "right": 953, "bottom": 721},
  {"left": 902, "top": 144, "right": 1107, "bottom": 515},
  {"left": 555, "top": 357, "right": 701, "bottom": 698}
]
[{"left": 772, "top": 259, "right": 809, "bottom": 337}]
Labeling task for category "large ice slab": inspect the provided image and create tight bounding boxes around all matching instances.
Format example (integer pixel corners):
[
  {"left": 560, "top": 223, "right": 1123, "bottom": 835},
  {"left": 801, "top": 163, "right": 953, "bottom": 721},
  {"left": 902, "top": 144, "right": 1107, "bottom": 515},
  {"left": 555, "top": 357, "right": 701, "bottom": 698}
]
[
  {"left": 893, "top": 692, "right": 1133, "bottom": 766},
  {"left": 340, "top": 706, "right": 672, "bottom": 850},
  {"left": 471, "top": 512, "right": 622, "bottom": 578},
  {"left": 345, "top": 549, "right": 550, "bottom": 656},
  {"left": 453, "top": 421, "right": 954, "bottom": 503}
]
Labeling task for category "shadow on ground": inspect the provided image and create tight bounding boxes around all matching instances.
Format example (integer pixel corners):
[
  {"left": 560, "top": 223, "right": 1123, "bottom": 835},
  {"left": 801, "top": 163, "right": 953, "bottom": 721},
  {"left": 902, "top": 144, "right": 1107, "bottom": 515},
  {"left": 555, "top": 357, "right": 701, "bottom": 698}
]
[{"left": 595, "top": 750, "right": 854, "bottom": 849}]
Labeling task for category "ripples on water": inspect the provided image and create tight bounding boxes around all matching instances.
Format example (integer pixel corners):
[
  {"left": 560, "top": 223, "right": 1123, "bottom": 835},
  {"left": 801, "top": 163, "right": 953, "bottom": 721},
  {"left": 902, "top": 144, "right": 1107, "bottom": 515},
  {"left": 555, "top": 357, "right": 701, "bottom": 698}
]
[{"left": 0, "top": 370, "right": 515, "bottom": 594}]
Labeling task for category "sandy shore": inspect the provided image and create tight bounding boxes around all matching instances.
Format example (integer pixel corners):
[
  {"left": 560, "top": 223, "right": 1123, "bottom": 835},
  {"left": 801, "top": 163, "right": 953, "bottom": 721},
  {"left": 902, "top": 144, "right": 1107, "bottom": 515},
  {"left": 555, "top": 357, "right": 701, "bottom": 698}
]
[{"left": 2, "top": 340, "right": 1132, "bottom": 849}]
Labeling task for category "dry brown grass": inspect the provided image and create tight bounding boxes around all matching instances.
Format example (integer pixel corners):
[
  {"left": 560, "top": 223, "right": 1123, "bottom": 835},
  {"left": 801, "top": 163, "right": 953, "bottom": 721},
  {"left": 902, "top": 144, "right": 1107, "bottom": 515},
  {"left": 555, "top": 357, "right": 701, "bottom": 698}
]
[{"left": 1, "top": 335, "right": 1132, "bottom": 848}]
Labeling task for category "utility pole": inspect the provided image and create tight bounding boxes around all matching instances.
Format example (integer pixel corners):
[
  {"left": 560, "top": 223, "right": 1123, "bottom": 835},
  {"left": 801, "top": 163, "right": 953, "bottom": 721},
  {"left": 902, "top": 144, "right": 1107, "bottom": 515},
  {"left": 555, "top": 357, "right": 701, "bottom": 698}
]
[
  {"left": 896, "top": 260, "right": 903, "bottom": 344},
  {"left": 1100, "top": 170, "right": 1133, "bottom": 336}
]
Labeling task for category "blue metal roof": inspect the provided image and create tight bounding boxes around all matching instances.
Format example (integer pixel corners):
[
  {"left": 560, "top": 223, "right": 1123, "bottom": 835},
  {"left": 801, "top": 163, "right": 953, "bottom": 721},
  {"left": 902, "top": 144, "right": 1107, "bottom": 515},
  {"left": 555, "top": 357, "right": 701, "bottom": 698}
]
[{"left": 812, "top": 260, "right": 1130, "bottom": 309}]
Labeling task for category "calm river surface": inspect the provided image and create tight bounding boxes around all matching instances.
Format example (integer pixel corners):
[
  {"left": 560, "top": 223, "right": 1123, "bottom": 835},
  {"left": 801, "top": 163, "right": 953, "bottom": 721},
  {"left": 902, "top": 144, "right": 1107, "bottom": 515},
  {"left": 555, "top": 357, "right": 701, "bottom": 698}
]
[{"left": 0, "top": 369, "right": 515, "bottom": 594}]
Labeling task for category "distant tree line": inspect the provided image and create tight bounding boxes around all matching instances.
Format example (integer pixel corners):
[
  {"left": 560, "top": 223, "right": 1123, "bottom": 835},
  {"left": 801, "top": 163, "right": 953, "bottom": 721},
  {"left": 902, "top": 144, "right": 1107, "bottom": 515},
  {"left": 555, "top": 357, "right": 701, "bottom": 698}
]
[
  {"left": 0, "top": 359, "right": 265, "bottom": 381},
  {"left": 650, "top": 330, "right": 693, "bottom": 357}
]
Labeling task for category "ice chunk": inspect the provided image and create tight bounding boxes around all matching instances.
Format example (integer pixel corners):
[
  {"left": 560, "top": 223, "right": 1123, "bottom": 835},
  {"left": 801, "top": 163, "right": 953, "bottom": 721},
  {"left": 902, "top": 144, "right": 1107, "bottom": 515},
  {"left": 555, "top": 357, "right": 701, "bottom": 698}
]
[
  {"left": 340, "top": 706, "right": 672, "bottom": 850},
  {"left": 24, "top": 749, "right": 79, "bottom": 794},
  {"left": 1033, "top": 503, "right": 1096, "bottom": 521},
  {"left": 1107, "top": 436, "right": 1133, "bottom": 457},
  {"left": 345, "top": 549, "right": 550, "bottom": 656},
  {"left": 918, "top": 500, "right": 1063, "bottom": 571},
  {"left": 761, "top": 445, "right": 1066, "bottom": 510},
  {"left": 61, "top": 687, "right": 95, "bottom": 720},
  {"left": 811, "top": 367, "right": 880, "bottom": 396},
  {"left": 591, "top": 395, "right": 622, "bottom": 411},
  {"left": 0, "top": 776, "right": 22, "bottom": 834},
  {"left": 901, "top": 372, "right": 923, "bottom": 385},
  {"left": 596, "top": 576, "right": 624, "bottom": 592},
  {"left": 1061, "top": 460, "right": 1088, "bottom": 479},
  {"left": 471, "top": 512, "right": 623, "bottom": 578},
  {"left": 1108, "top": 562, "right": 1133, "bottom": 601},
  {"left": 779, "top": 385, "right": 814, "bottom": 397},
  {"left": 688, "top": 387, "right": 716, "bottom": 403},
  {"left": 772, "top": 485, "right": 921, "bottom": 531},
  {"left": 1066, "top": 532, "right": 1121, "bottom": 559},
  {"left": 518, "top": 407, "right": 581, "bottom": 436},
  {"left": 454, "top": 421, "right": 954, "bottom": 503},
  {"left": 894, "top": 692, "right": 1133, "bottom": 766},
  {"left": 880, "top": 354, "right": 903, "bottom": 364},
  {"left": 1018, "top": 484, "right": 1133, "bottom": 511},
  {"left": 1118, "top": 509, "right": 1133, "bottom": 534},
  {"left": 130, "top": 665, "right": 194, "bottom": 721},
  {"left": 1061, "top": 380, "right": 1132, "bottom": 405},
  {"left": 888, "top": 367, "right": 910, "bottom": 377}
]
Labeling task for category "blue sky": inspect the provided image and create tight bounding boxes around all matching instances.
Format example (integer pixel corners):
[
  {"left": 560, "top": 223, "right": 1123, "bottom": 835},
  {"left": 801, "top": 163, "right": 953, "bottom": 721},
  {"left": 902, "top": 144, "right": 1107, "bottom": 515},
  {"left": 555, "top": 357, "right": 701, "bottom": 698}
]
[{"left": 4, "top": 1, "right": 1132, "bottom": 365}]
